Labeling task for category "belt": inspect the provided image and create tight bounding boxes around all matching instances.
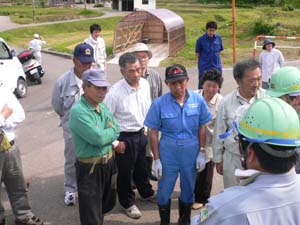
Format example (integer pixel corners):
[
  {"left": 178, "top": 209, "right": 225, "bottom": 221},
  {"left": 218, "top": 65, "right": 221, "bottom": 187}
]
[
  {"left": 78, "top": 150, "right": 113, "bottom": 174},
  {"left": 120, "top": 127, "right": 144, "bottom": 136}
]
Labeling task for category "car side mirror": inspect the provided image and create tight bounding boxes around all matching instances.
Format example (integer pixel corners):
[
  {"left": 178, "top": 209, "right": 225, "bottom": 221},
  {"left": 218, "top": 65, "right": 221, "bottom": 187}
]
[{"left": 10, "top": 49, "right": 16, "bottom": 57}]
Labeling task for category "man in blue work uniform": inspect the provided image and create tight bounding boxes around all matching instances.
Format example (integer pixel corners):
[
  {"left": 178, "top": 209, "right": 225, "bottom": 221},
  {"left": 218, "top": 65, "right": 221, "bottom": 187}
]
[
  {"left": 145, "top": 64, "right": 212, "bottom": 225},
  {"left": 192, "top": 97, "right": 300, "bottom": 225},
  {"left": 195, "top": 21, "right": 223, "bottom": 89}
]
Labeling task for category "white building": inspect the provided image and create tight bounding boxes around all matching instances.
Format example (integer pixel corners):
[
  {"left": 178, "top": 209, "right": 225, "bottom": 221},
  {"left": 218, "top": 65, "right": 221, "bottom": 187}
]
[{"left": 112, "top": 0, "right": 156, "bottom": 11}]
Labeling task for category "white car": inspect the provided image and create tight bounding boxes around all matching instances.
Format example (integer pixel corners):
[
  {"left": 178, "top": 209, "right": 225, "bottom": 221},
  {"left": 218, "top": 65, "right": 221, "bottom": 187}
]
[{"left": 0, "top": 37, "right": 27, "bottom": 98}]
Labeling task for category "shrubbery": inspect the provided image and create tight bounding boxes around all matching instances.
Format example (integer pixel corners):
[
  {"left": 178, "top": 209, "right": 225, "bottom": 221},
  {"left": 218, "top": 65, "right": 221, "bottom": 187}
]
[{"left": 252, "top": 19, "right": 276, "bottom": 35}]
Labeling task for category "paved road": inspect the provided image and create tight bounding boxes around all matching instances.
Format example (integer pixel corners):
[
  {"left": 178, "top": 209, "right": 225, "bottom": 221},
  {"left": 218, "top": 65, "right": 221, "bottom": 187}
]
[
  {"left": 0, "top": 50, "right": 234, "bottom": 225},
  {"left": 1, "top": 11, "right": 300, "bottom": 225}
]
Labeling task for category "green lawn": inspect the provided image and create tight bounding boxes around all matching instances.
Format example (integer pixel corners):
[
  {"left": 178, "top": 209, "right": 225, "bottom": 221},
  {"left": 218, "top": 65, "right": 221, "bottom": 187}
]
[
  {"left": 0, "top": 5, "right": 103, "bottom": 24},
  {"left": 1, "top": 3, "right": 300, "bottom": 67}
]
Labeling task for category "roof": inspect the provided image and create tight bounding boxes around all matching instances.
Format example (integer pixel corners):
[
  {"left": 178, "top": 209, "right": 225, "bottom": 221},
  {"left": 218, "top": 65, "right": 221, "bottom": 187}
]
[{"left": 142, "top": 8, "right": 184, "bottom": 32}]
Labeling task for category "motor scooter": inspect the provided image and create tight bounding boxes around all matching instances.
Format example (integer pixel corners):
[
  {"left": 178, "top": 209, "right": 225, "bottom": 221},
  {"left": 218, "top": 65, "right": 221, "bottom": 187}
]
[{"left": 17, "top": 50, "right": 44, "bottom": 84}]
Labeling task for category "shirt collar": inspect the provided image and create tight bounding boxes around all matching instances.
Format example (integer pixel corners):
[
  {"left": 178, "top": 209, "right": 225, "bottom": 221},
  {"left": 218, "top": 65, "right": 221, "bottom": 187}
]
[
  {"left": 236, "top": 88, "right": 257, "bottom": 104},
  {"left": 248, "top": 168, "right": 299, "bottom": 188}
]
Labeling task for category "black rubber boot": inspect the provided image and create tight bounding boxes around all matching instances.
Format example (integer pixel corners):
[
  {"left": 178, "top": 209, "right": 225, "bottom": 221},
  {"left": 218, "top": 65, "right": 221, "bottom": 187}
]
[
  {"left": 158, "top": 200, "right": 171, "bottom": 225},
  {"left": 146, "top": 156, "right": 158, "bottom": 181},
  {"left": 178, "top": 198, "right": 192, "bottom": 225}
]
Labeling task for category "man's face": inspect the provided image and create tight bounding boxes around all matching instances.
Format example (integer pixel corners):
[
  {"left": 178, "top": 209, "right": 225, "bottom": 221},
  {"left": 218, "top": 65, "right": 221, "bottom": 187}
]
[
  {"left": 167, "top": 79, "right": 189, "bottom": 99},
  {"left": 281, "top": 95, "right": 300, "bottom": 113},
  {"left": 92, "top": 30, "right": 101, "bottom": 40},
  {"left": 237, "top": 67, "right": 262, "bottom": 100},
  {"left": 207, "top": 28, "right": 216, "bottom": 38},
  {"left": 135, "top": 51, "right": 150, "bottom": 71},
  {"left": 83, "top": 83, "right": 108, "bottom": 105},
  {"left": 73, "top": 58, "right": 92, "bottom": 78},
  {"left": 121, "top": 60, "right": 142, "bottom": 86},
  {"left": 265, "top": 43, "right": 273, "bottom": 51}
]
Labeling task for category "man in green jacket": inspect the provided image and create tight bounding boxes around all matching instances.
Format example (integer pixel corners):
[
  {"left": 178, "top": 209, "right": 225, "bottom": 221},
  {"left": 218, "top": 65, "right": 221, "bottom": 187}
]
[{"left": 69, "top": 68, "right": 120, "bottom": 225}]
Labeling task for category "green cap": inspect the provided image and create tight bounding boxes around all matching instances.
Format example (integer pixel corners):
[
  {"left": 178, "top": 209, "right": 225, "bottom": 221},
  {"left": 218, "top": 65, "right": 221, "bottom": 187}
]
[
  {"left": 267, "top": 67, "right": 300, "bottom": 97},
  {"left": 238, "top": 97, "right": 300, "bottom": 146}
]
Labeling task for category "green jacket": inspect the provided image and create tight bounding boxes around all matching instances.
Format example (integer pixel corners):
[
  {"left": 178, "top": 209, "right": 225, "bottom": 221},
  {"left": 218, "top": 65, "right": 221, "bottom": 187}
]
[{"left": 69, "top": 95, "right": 120, "bottom": 158}]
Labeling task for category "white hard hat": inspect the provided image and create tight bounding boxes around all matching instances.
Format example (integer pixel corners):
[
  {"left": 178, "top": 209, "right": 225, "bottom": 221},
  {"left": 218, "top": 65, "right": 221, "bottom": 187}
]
[
  {"left": 130, "top": 43, "right": 152, "bottom": 58},
  {"left": 34, "top": 34, "right": 39, "bottom": 39}
]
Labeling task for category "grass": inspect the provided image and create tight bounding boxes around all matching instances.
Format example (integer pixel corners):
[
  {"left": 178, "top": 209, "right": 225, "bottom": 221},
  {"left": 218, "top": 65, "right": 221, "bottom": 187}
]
[
  {"left": 0, "top": 5, "right": 103, "bottom": 24},
  {"left": 1, "top": 2, "right": 300, "bottom": 67}
]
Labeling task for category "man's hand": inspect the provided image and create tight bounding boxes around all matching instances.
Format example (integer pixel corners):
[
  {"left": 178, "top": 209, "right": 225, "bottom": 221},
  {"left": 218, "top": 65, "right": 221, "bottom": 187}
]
[
  {"left": 153, "top": 159, "right": 163, "bottom": 180},
  {"left": 196, "top": 151, "right": 206, "bottom": 173},
  {"left": 114, "top": 141, "right": 126, "bottom": 154},
  {"left": 216, "top": 162, "right": 223, "bottom": 175},
  {"left": 1, "top": 104, "right": 13, "bottom": 119},
  {"left": 108, "top": 121, "right": 113, "bottom": 127}
]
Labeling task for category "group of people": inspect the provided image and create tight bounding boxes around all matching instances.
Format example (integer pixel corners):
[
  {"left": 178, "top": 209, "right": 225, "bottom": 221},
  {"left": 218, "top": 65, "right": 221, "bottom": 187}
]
[{"left": 1, "top": 20, "right": 299, "bottom": 225}]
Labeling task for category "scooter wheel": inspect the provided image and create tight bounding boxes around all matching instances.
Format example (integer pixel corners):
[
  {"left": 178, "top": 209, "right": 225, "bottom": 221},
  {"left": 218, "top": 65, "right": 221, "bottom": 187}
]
[{"left": 36, "top": 78, "right": 42, "bottom": 84}]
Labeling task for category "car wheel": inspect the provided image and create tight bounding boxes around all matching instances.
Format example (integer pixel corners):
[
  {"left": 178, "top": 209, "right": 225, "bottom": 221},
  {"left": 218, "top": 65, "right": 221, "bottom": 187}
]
[{"left": 15, "top": 78, "right": 27, "bottom": 98}]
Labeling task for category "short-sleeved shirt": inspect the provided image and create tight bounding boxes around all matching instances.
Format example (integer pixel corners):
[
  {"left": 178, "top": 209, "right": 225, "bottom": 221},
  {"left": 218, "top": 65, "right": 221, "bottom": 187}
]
[
  {"left": 195, "top": 33, "right": 223, "bottom": 75},
  {"left": 69, "top": 95, "right": 120, "bottom": 158},
  {"left": 144, "top": 90, "right": 212, "bottom": 140}
]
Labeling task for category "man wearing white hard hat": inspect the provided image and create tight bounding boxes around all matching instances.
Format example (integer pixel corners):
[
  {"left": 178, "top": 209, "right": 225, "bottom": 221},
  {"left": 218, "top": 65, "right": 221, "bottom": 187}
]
[
  {"left": 29, "top": 33, "right": 46, "bottom": 65},
  {"left": 130, "top": 42, "right": 163, "bottom": 181}
]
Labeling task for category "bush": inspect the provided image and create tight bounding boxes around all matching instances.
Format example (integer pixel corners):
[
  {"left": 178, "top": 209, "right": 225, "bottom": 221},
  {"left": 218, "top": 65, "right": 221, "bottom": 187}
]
[
  {"left": 252, "top": 19, "right": 276, "bottom": 35},
  {"left": 215, "top": 14, "right": 226, "bottom": 22},
  {"left": 94, "top": 3, "right": 104, "bottom": 7}
]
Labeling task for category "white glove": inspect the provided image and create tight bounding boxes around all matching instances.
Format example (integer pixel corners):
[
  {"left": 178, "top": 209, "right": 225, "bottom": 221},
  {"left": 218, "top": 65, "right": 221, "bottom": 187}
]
[
  {"left": 196, "top": 151, "right": 206, "bottom": 173},
  {"left": 153, "top": 159, "right": 163, "bottom": 180}
]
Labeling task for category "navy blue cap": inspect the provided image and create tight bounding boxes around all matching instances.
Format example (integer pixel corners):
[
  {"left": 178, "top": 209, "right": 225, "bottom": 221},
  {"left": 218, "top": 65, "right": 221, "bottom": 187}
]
[
  {"left": 165, "top": 64, "right": 188, "bottom": 83},
  {"left": 83, "top": 68, "right": 110, "bottom": 87},
  {"left": 73, "top": 43, "right": 95, "bottom": 63}
]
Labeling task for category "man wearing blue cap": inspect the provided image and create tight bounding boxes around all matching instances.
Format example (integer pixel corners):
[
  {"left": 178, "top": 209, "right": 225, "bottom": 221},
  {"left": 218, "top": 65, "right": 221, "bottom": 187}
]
[
  {"left": 69, "top": 68, "right": 120, "bottom": 225},
  {"left": 52, "top": 43, "right": 95, "bottom": 206}
]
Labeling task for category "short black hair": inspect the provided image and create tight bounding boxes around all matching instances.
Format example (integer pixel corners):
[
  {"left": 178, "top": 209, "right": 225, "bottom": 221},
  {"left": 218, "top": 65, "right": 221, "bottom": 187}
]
[
  {"left": 201, "top": 68, "right": 223, "bottom": 88},
  {"left": 240, "top": 137, "right": 297, "bottom": 174},
  {"left": 233, "top": 58, "right": 261, "bottom": 81},
  {"left": 119, "top": 52, "right": 139, "bottom": 70},
  {"left": 90, "top": 24, "right": 101, "bottom": 34},
  {"left": 206, "top": 21, "right": 218, "bottom": 30}
]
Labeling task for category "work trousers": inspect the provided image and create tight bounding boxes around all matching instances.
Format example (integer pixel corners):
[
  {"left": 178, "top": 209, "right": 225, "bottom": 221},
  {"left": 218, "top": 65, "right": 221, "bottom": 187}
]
[
  {"left": 194, "top": 161, "right": 215, "bottom": 204},
  {"left": 116, "top": 130, "right": 154, "bottom": 209},
  {"left": 0, "top": 144, "right": 33, "bottom": 221},
  {"left": 223, "top": 151, "right": 242, "bottom": 188},
  {"left": 76, "top": 157, "right": 117, "bottom": 225},
  {"left": 157, "top": 137, "right": 198, "bottom": 205},
  {"left": 63, "top": 127, "right": 77, "bottom": 193}
]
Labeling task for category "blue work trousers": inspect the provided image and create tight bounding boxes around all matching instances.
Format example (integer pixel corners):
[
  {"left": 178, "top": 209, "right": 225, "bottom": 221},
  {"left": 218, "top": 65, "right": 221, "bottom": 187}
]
[{"left": 157, "top": 137, "right": 199, "bottom": 205}]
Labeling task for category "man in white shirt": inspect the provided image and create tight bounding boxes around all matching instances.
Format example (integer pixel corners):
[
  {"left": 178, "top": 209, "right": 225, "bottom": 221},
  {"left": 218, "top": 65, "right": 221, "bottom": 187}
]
[
  {"left": 259, "top": 39, "right": 284, "bottom": 89},
  {"left": 0, "top": 87, "right": 44, "bottom": 225},
  {"left": 84, "top": 24, "right": 107, "bottom": 71},
  {"left": 104, "top": 52, "right": 155, "bottom": 220},
  {"left": 28, "top": 33, "right": 46, "bottom": 65}
]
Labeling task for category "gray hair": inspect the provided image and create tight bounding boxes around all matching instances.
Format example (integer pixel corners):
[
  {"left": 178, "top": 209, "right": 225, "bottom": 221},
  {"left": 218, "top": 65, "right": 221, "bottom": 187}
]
[
  {"left": 233, "top": 58, "right": 261, "bottom": 80},
  {"left": 119, "top": 52, "right": 139, "bottom": 70}
]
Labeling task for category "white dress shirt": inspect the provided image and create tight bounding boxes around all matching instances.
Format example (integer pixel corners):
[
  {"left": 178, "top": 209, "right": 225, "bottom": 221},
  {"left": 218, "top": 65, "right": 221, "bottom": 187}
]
[
  {"left": 104, "top": 77, "right": 151, "bottom": 132},
  {"left": 0, "top": 87, "right": 25, "bottom": 141}
]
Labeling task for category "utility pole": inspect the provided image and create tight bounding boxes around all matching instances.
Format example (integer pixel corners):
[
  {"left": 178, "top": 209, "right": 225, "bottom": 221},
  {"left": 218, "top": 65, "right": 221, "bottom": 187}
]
[
  {"left": 232, "top": 0, "right": 236, "bottom": 64},
  {"left": 32, "top": 0, "right": 36, "bottom": 21}
]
